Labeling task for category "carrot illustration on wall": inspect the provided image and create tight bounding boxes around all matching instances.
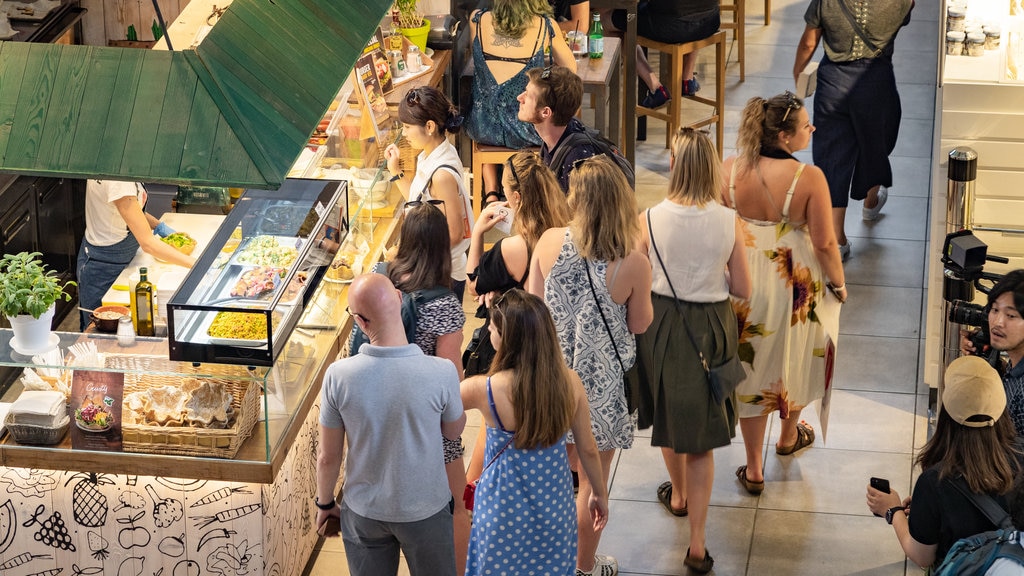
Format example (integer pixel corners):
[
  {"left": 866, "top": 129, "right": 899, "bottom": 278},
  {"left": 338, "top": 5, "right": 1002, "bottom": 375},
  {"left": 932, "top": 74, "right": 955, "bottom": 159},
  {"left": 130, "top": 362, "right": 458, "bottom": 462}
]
[{"left": 191, "top": 503, "right": 262, "bottom": 529}]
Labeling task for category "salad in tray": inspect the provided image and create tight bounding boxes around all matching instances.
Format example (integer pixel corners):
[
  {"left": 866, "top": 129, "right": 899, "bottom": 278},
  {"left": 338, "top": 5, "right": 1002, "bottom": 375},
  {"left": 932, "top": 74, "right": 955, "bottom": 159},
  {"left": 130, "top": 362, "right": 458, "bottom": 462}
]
[{"left": 235, "top": 236, "right": 299, "bottom": 268}]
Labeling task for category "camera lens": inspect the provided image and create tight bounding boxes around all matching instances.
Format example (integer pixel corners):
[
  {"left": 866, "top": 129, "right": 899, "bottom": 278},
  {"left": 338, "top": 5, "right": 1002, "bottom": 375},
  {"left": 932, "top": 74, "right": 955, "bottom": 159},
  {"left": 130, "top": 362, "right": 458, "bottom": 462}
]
[{"left": 949, "top": 300, "right": 987, "bottom": 326}]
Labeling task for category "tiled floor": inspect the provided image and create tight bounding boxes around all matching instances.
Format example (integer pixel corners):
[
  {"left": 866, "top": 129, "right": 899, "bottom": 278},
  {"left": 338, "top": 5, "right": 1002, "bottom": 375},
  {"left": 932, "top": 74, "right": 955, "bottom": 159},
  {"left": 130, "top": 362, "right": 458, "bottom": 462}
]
[{"left": 306, "top": 0, "right": 939, "bottom": 573}]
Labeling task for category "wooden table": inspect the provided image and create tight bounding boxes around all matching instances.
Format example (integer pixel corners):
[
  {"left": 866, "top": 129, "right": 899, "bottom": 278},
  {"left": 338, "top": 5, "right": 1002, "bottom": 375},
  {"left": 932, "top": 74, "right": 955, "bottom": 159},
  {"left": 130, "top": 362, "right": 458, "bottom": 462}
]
[
  {"left": 590, "top": 0, "right": 637, "bottom": 165},
  {"left": 578, "top": 36, "right": 622, "bottom": 150}
]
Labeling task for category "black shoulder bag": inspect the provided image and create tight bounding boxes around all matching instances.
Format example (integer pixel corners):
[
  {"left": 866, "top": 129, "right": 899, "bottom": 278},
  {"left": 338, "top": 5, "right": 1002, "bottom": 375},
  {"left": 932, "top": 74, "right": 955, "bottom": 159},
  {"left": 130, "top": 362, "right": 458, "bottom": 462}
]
[
  {"left": 646, "top": 210, "right": 745, "bottom": 405},
  {"left": 583, "top": 259, "right": 639, "bottom": 414}
]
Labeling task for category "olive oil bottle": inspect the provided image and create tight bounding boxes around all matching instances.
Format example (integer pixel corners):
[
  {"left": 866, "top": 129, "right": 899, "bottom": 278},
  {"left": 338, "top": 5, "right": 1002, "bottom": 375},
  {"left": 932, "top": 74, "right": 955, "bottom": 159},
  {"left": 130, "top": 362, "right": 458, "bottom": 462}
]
[{"left": 134, "top": 267, "right": 155, "bottom": 337}]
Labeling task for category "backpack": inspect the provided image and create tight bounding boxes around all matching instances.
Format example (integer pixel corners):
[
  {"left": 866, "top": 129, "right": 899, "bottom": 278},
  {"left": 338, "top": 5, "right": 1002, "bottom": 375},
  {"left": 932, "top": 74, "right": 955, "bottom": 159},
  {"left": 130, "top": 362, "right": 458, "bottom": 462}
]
[
  {"left": 549, "top": 127, "right": 635, "bottom": 189},
  {"left": 348, "top": 263, "right": 452, "bottom": 356},
  {"left": 933, "top": 477, "right": 1024, "bottom": 576},
  {"left": 934, "top": 529, "right": 1024, "bottom": 576}
]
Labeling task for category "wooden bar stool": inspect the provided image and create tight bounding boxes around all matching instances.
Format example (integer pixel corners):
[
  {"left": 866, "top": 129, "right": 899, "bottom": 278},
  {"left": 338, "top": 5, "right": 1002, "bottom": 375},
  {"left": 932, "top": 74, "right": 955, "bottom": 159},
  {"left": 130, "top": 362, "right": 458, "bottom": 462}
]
[
  {"left": 470, "top": 141, "right": 539, "bottom": 220},
  {"left": 635, "top": 31, "right": 726, "bottom": 156},
  {"left": 720, "top": 0, "right": 745, "bottom": 81}
]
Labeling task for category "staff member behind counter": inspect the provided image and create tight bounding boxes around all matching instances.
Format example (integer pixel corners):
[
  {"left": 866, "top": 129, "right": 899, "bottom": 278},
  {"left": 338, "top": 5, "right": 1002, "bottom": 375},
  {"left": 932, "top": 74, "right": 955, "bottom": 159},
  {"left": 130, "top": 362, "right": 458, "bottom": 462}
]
[{"left": 77, "top": 180, "right": 197, "bottom": 330}]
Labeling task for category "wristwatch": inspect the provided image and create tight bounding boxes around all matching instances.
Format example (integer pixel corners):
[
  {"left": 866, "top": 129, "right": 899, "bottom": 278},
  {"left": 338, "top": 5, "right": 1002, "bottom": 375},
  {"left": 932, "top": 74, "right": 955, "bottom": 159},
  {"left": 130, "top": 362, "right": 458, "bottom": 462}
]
[
  {"left": 885, "top": 506, "right": 906, "bottom": 525},
  {"left": 389, "top": 171, "right": 405, "bottom": 182},
  {"left": 315, "top": 498, "right": 336, "bottom": 511}
]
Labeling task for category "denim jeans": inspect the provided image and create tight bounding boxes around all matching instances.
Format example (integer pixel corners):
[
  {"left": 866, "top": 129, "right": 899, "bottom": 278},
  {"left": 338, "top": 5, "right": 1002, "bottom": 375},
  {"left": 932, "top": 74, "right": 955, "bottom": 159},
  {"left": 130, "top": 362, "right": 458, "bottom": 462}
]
[{"left": 77, "top": 234, "right": 140, "bottom": 329}]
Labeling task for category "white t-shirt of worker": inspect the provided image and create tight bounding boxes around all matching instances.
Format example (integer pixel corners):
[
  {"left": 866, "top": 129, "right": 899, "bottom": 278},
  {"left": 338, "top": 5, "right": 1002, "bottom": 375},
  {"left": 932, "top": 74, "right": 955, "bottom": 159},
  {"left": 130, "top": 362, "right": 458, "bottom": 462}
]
[{"left": 84, "top": 180, "right": 146, "bottom": 247}]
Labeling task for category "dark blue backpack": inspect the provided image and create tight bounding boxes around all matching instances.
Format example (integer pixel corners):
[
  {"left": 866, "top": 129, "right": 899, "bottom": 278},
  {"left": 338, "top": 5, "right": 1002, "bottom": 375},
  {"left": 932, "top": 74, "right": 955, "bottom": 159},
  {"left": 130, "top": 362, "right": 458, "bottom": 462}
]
[
  {"left": 348, "top": 263, "right": 451, "bottom": 355},
  {"left": 934, "top": 529, "right": 1024, "bottom": 576},
  {"left": 934, "top": 477, "right": 1024, "bottom": 576}
]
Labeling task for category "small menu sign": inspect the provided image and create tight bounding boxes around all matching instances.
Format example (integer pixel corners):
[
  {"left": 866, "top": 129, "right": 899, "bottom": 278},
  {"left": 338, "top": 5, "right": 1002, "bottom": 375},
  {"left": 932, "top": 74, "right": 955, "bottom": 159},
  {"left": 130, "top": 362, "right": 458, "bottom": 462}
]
[{"left": 69, "top": 370, "right": 124, "bottom": 451}]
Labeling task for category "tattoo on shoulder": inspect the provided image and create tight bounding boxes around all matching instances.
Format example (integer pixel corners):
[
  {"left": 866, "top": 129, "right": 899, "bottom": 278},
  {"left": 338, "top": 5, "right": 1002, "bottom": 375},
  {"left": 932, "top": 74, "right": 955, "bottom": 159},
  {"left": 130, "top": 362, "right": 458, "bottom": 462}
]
[{"left": 492, "top": 32, "right": 523, "bottom": 48}]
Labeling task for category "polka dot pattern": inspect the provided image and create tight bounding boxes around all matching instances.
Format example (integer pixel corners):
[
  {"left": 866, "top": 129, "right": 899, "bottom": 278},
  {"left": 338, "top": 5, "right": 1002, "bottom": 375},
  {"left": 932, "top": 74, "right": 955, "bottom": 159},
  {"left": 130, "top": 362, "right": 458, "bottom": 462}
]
[{"left": 465, "top": 427, "right": 577, "bottom": 575}]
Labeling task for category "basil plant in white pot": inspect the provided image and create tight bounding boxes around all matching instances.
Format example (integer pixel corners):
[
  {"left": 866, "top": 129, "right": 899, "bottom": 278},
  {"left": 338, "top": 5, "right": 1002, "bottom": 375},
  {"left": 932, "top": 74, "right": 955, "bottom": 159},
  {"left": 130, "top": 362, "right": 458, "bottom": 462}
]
[{"left": 0, "top": 251, "right": 76, "bottom": 353}]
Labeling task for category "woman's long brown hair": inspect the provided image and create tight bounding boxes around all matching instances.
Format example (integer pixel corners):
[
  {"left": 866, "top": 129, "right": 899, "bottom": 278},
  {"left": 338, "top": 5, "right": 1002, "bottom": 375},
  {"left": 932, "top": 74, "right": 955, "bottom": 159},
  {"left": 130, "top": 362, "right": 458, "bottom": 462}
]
[
  {"left": 489, "top": 289, "right": 574, "bottom": 449},
  {"left": 916, "top": 408, "right": 1021, "bottom": 494},
  {"left": 389, "top": 203, "right": 452, "bottom": 292}
]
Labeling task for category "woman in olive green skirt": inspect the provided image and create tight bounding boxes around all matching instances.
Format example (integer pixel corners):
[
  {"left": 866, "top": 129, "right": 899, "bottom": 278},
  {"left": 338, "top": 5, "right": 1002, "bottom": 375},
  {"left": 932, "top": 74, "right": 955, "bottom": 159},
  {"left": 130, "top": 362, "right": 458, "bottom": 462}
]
[{"left": 634, "top": 128, "right": 750, "bottom": 574}]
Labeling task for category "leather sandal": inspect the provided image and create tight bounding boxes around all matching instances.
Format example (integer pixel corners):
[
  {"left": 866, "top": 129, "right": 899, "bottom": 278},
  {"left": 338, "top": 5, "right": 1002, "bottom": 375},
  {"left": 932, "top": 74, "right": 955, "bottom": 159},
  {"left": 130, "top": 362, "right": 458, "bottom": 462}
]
[
  {"left": 683, "top": 548, "right": 714, "bottom": 574},
  {"left": 735, "top": 465, "right": 764, "bottom": 495},
  {"left": 483, "top": 191, "right": 504, "bottom": 208},
  {"left": 656, "top": 481, "right": 688, "bottom": 516},
  {"left": 776, "top": 420, "right": 815, "bottom": 455}
]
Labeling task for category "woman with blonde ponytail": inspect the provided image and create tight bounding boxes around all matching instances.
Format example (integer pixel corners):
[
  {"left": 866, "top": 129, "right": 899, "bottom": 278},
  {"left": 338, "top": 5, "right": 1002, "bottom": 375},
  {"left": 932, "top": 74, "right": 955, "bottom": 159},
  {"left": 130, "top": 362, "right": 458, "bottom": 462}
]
[{"left": 723, "top": 93, "right": 846, "bottom": 496}]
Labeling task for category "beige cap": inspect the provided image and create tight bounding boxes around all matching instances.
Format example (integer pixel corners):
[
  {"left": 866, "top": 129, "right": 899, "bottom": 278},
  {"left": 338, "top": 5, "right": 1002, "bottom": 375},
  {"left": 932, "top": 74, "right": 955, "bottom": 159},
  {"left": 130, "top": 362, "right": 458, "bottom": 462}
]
[{"left": 943, "top": 356, "right": 1006, "bottom": 427}]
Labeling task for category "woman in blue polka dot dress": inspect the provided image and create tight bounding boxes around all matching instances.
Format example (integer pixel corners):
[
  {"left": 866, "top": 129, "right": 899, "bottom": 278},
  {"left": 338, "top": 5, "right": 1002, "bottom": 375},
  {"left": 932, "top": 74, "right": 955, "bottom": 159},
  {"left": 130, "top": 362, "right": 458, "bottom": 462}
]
[{"left": 462, "top": 289, "right": 608, "bottom": 575}]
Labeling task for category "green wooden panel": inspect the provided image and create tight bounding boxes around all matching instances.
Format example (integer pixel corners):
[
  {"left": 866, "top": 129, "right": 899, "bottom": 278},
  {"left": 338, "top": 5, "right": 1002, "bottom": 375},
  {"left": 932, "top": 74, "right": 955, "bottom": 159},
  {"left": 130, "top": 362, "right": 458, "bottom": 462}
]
[
  {"left": 0, "top": 43, "right": 31, "bottom": 163},
  {"left": 34, "top": 44, "right": 92, "bottom": 171},
  {"left": 178, "top": 70, "right": 232, "bottom": 181},
  {"left": 185, "top": 50, "right": 275, "bottom": 185},
  {"left": 202, "top": 17, "right": 323, "bottom": 112},
  {"left": 94, "top": 48, "right": 147, "bottom": 175},
  {"left": 150, "top": 54, "right": 198, "bottom": 176},
  {"left": 198, "top": 35, "right": 316, "bottom": 133},
  {"left": 225, "top": 4, "right": 335, "bottom": 83},
  {"left": 67, "top": 48, "right": 124, "bottom": 173},
  {"left": 208, "top": 114, "right": 273, "bottom": 185},
  {"left": 217, "top": 77, "right": 304, "bottom": 171},
  {"left": 6, "top": 43, "right": 61, "bottom": 167},
  {"left": 295, "top": 0, "right": 388, "bottom": 49},
  {"left": 120, "top": 52, "right": 173, "bottom": 174}
]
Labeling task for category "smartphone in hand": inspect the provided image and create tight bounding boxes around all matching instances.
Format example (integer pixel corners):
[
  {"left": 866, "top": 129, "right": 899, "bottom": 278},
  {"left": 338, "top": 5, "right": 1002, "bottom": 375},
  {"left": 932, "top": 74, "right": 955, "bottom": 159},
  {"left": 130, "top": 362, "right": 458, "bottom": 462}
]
[
  {"left": 318, "top": 515, "right": 341, "bottom": 537},
  {"left": 870, "top": 477, "right": 891, "bottom": 494},
  {"left": 870, "top": 477, "right": 891, "bottom": 517}
]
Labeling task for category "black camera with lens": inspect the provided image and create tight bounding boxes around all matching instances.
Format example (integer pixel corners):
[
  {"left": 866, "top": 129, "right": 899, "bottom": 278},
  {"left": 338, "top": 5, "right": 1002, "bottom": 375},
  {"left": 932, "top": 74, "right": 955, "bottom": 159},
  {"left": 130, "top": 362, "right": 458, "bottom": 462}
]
[
  {"left": 948, "top": 300, "right": 990, "bottom": 354},
  {"left": 942, "top": 230, "right": 1007, "bottom": 360}
]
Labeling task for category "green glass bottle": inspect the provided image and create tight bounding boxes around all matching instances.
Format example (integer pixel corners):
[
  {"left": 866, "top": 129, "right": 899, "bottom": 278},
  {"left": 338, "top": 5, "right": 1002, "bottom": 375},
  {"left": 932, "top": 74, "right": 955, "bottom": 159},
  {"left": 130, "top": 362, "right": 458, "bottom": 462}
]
[
  {"left": 134, "top": 267, "right": 155, "bottom": 337},
  {"left": 588, "top": 12, "right": 604, "bottom": 59}
]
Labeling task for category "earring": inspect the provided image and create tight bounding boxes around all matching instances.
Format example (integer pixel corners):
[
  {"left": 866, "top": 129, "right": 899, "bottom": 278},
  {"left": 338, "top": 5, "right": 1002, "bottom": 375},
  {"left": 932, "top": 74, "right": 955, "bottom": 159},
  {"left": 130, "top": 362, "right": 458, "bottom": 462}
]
[{"left": 786, "top": 139, "right": 790, "bottom": 145}]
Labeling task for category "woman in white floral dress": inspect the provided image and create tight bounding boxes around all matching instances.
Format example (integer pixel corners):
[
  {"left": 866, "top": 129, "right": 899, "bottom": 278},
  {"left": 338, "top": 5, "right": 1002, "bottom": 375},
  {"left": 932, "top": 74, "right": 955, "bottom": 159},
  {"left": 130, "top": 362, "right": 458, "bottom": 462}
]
[{"left": 723, "top": 93, "right": 847, "bottom": 496}]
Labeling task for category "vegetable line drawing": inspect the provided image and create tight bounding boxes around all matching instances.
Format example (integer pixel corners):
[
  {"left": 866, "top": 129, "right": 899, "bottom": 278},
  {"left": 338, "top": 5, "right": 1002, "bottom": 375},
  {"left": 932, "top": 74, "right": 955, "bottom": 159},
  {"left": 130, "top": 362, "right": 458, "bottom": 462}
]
[
  {"left": 191, "top": 503, "right": 262, "bottom": 529},
  {"left": 23, "top": 504, "right": 75, "bottom": 551},
  {"left": 87, "top": 530, "right": 110, "bottom": 560},
  {"left": 72, "top": 564, "right": 103, "bottom": 575},
  {"left": 117, "top": 511, "right": 151, "bottom": 549},
  {"left": 0, "top": 499, "right": 16, "bottom": 554},
  {"left": 190, "top": 486, "right": 252, "bottom": 508},
  {"left": 207, "top": 540, "right": 257, "bottom": 575},
  {"left": 26, "top": 569, "right": 63, "bottom": 576},
  {"left": 113, "top": 490, "right": 146, "bottom": 512},
  {"left": 65, "top": 472, "right": 115, "bottom": 527},
  {"left": 0, "top": 552, "right": 53, "bottom": 570},
  {"left": 146, "top": 483, "right": 184, "bottom": 528},
  {"left": 198, "top": 528, "right": 237, "bottom": 551},
  {"left": 172, "top": 559, "right": 201, "bottom": 576}
]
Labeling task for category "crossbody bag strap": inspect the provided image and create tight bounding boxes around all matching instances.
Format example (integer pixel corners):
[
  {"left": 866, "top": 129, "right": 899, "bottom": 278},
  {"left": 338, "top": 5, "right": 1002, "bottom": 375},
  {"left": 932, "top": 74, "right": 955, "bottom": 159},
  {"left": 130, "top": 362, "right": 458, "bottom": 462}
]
[
  {"left": 416, "top": 164, "right": 462, "bottom": 201},
  {"left": 646, "top": 210, "right": 710, "bottom": 376},
  {"left": 583, "top": 260, "right": 627, "bottom": 373},
  {"left": 835, "top": 0, "right": 883, "bottom": 57},
  {"left": 950, "top": 476, "right": 1014, "bottom": 530},
  {"left": 482, "top": 436, "right": 514, "bottom": 473}
]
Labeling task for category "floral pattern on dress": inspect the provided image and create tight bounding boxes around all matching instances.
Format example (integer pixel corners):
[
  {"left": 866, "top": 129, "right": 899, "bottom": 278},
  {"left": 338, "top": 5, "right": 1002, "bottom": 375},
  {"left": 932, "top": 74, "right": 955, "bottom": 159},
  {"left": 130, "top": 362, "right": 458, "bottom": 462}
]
[
  {"left": 731, "top": 164, "right": 830, "bottom": 420},
  {"left": 544, "top": 230, "right": 635, "bottom": 451}
]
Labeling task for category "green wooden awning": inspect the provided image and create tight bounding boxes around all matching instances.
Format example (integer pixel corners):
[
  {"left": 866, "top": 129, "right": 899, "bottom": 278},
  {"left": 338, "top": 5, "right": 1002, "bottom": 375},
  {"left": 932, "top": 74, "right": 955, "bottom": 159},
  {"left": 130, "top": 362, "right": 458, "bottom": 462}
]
[{"left": 0, "top": 0, "right": 392, "bottom": 188}]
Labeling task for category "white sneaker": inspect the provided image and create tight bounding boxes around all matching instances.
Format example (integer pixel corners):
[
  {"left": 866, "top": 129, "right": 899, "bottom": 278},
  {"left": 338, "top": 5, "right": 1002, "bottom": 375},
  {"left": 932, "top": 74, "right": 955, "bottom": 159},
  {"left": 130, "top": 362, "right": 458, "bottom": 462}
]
[
  {"left": 576, "top": 554, "right": 619, "bottom": 576},
  {"left": 862, "top": 186, "right": 888, "bottom": 221},
  {"left": 839, "top": 242, "right": 851, "bottom": 262}
]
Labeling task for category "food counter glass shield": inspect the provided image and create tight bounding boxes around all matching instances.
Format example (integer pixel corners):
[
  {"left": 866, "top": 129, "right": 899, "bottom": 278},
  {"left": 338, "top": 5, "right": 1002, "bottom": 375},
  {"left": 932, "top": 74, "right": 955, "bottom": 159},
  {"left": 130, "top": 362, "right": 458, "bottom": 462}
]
[{"left": 167, "top": 179, "right": 348, "bottom": 366}]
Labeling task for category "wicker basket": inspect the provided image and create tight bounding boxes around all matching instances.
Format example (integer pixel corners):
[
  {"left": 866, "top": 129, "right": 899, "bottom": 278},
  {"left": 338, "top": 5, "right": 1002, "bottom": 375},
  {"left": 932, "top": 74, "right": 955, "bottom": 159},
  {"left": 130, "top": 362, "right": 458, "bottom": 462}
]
[
  {"left": 105, "top": 355, "right": 261, "bottom": 459},
  {"left": 5, "top": 414, "right": 70, "bottom": 445}
]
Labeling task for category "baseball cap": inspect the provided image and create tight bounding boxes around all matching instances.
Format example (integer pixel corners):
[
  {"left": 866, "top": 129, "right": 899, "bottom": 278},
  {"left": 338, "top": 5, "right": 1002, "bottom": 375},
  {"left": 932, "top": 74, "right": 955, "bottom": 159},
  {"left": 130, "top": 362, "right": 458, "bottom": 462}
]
[{"left": 943, "top": 356, "right": 1006, "bottom": 427}]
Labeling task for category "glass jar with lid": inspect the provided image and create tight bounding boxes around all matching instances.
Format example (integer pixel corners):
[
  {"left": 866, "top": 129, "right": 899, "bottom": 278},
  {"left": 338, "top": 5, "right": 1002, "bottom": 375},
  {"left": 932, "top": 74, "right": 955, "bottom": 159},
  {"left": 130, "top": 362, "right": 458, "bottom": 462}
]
[
  {"left": 984, "top": 26, "right": 1001, "bottom": 50},
  {"left": 965, "top": 32, "right": 987, "bottom": 56},
  {"left": 946, "top": 31, "right": 965, "bottom": 55}
]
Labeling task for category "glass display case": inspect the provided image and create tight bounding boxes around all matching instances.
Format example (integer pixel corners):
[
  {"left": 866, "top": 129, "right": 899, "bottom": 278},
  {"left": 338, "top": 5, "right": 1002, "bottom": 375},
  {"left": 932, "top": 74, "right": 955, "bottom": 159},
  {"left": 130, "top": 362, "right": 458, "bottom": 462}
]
[{"left": 166, "top": 179, "right": 347, "bottom": 367}]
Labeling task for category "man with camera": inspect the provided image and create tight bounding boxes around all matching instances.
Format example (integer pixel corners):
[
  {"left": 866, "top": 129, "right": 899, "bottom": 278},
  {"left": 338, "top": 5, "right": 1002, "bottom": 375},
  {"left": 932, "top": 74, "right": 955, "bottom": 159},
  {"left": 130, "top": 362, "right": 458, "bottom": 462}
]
[{"left": 961, "top": 270, "right": 1024, "bottom": 436}]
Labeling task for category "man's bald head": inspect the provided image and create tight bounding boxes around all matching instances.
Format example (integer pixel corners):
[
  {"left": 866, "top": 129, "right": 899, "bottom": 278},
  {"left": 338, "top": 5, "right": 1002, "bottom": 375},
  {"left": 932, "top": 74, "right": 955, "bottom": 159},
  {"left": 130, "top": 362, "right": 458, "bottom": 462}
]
[{"left": 348, "top": 273, "right": 407, "bottom": 345}]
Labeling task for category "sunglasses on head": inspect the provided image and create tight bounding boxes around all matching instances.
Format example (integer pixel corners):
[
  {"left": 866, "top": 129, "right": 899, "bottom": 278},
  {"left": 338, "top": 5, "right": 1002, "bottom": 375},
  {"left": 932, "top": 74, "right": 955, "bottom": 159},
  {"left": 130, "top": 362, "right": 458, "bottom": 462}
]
[
  {"left": 406, "top": 89, "right": 421, "bottom": 106},
  {"left": 506, "top": 159, "right": 520, "bottom": 189},
  {"left": 540, "top": 65, "right": 553, "bottom": 79},
  {"left": 404, "top": 198, "right": 445, "bottom": 214},
  {"left": 780, "top": 90, "right": 801, "bottom": 123}
]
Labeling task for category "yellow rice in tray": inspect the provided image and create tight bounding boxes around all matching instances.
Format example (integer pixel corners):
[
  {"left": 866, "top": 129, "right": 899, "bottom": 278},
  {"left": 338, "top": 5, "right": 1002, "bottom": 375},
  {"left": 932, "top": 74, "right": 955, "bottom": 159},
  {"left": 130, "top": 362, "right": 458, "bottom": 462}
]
[{"left": 207, "top": 311, "right": 269, "bottom": 340}]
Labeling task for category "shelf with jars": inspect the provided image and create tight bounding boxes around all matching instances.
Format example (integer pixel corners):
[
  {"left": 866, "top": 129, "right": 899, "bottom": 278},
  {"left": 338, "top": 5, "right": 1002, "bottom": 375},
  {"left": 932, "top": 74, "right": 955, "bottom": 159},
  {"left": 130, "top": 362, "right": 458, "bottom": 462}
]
[{"left": 943, "top": 0, "right": 1024, "bottom": 83}]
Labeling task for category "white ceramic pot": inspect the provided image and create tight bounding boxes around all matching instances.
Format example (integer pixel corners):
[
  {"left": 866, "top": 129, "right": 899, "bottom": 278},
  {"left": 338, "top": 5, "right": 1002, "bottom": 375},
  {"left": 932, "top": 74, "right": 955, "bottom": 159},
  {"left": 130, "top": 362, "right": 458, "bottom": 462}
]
[{"left": 8, "top": 305, "right": 55, "bottom": 353}]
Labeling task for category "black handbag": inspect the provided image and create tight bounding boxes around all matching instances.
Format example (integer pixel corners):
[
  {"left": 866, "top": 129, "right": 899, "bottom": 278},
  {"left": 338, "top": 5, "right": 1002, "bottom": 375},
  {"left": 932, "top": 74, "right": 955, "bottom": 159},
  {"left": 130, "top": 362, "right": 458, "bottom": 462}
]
[
  {"left": 462, "top": 322, "right": 498, "bottom": 377},
  {"left": 646, "top": 210, "right": 745, "bottom": 405},
  {"left": 583, "top": 261, "right": 640, "bottom": 414}
]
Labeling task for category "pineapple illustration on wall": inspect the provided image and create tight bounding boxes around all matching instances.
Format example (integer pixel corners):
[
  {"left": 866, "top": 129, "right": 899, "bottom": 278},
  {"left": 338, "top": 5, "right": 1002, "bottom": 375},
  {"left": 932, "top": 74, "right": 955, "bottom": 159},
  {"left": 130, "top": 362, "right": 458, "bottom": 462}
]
[{"left": 65, "top": 472, "right": 115, "bottom": 527}]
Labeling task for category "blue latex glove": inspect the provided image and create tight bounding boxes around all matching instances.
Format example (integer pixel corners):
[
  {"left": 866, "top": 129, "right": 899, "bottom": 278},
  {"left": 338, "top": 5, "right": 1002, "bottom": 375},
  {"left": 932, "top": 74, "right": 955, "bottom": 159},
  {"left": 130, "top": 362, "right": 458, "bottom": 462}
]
[{"left": 154, "top": 222, "right": 175, "bottom": 238}]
